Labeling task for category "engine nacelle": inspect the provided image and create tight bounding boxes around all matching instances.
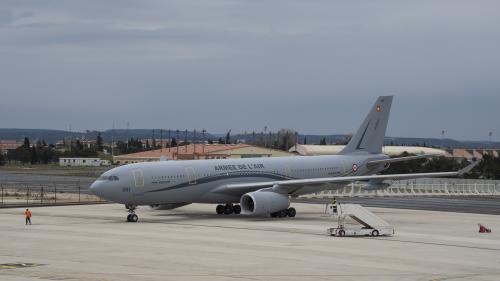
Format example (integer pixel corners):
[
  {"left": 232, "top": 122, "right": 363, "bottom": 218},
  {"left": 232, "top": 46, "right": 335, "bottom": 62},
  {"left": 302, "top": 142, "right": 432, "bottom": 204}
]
[{"left": 240, "top": 191, "right": 290, "bottom": 215}]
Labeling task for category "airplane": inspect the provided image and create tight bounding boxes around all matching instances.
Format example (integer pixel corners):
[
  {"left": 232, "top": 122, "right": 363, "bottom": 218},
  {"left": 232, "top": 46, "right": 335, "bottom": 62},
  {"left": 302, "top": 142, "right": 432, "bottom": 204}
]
[{"left": 89, "top": 96, "right": 479, "bottom": 222}]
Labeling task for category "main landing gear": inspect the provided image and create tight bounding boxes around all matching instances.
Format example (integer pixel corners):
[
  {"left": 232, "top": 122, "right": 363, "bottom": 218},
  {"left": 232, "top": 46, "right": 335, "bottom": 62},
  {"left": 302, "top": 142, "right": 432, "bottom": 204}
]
[
  {"left": 216, "top": 204, "right": 241, "bottom": 215},
  {"left": 270, "top": 207, "right": 296, "bottom": 218},
  {"left": 126, "top": 205, "right": 138, "bottom": 222}
]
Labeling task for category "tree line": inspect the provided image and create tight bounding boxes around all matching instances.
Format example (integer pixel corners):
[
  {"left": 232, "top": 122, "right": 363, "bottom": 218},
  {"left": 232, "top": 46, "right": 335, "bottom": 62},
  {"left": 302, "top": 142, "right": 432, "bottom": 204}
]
[{"left": 0, "top": 137, "right": 101, "bottom": 165}]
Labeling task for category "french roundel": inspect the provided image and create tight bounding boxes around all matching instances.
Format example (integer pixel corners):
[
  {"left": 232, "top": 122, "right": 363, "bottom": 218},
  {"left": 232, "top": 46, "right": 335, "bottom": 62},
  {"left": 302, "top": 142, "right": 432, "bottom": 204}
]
[{"left": 352, "top": 164, "right": 358, "bottom": 172}]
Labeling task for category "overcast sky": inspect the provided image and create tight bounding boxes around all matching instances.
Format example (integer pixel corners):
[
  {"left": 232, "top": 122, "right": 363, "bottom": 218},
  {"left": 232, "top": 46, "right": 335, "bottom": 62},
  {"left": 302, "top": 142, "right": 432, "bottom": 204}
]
[{"left": 0, "top": 1, "right": 499, "bottom": 141}]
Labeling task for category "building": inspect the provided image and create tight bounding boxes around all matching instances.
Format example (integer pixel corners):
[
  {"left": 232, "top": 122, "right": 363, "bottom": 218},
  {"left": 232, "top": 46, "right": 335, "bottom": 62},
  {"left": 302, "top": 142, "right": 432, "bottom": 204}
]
[
  {"left": 444, "top": 149, "right": 500, "bottom": 160},
  {"left": 0, "top": 140, "right": 22, "bottom": 152},
  {"left": 59, "top": 157, "right": 110, "bottom": 167},
  {"left": 140, "top": 139, "right": 171, "bottom": 148},
  {"left": 289, "top": 144, "right": 500, "bottom": 161},
  {"left": 289, "top": 144, "right": 447, "bottom": 157},
  {"left": 113, "top": 144, "right": 293, "bottom": 165}
]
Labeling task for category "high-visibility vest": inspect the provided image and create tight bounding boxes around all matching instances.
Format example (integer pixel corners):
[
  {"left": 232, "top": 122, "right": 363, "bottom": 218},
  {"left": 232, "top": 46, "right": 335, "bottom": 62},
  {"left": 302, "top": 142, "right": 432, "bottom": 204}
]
[{"left": 25, "top": 211, "right": 31, "bottom": 218}]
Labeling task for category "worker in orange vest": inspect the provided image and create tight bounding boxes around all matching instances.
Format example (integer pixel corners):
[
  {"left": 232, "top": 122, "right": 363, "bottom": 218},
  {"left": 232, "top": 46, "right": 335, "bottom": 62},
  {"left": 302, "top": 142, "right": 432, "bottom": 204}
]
[{"left": 25, "top": 209, "right": 32, "bottom": 225}]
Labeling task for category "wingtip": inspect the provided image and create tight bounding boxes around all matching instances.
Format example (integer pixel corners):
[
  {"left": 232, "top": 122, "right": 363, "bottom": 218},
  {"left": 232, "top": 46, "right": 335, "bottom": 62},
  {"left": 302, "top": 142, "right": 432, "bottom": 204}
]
[{"left": 458, "top": 160, "right": 481, "bottom": 175}]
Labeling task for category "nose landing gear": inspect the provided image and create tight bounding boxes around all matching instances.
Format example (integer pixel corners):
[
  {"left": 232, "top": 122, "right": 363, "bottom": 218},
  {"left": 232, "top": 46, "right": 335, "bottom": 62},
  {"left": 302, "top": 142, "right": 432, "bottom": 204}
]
[{"left": 125, "top": 205, "right": 138, "bottom": 222}]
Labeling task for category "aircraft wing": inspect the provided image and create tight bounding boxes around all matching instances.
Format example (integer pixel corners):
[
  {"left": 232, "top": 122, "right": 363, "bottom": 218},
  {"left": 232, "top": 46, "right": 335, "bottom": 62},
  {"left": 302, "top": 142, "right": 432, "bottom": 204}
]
[
  {"left": 366, "top": 154, "right": 440, "bottom": 167},
  {"left": 214, "top": 160, "right": 480, "bottom": 195}
]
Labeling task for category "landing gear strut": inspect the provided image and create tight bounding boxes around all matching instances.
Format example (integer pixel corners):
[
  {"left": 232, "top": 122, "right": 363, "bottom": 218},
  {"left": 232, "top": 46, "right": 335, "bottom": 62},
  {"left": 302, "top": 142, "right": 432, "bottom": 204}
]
[
  {"left": 216, "top": 204, "right": 241, "bottom": 215},
  {"left": 125, "top": 205, "right": 138, "bottom": 222}
]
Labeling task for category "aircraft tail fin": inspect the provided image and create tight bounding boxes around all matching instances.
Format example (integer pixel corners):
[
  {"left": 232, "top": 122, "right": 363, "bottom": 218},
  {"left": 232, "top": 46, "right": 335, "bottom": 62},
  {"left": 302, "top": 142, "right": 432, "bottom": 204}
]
[{"left": 339, "top": 96, "right": 393, "bottom": 155}]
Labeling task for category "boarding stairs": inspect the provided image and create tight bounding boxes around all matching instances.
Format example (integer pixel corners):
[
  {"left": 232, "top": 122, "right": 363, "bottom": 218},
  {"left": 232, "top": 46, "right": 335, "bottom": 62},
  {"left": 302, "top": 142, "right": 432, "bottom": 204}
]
[{"left": 327, "top": 203, "right": 394, "bottom": 236}]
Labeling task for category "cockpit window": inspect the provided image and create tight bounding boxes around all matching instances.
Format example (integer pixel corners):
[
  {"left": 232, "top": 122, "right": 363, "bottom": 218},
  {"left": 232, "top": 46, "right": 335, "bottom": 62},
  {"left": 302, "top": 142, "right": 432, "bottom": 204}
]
[{"left": 99, "top": 175, "right": 119, "bottom": 181}]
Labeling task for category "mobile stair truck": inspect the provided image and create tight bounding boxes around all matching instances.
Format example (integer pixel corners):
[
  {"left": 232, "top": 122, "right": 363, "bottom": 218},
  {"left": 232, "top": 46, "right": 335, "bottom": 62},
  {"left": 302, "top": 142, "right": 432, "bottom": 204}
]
[{"left": 326, "top": 203, "right": 394, "bottom": 237}]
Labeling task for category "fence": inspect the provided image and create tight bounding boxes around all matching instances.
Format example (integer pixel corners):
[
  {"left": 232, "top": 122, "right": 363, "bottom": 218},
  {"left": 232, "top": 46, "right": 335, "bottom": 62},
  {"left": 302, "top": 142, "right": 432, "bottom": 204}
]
[
  {"left": 2, "top": 177, "right": 500, "bottom": 207},
  {"left": 0, "top": 180, "right": 104, "bottom": 207},
  {"left": 301, "top": 178, "right": 500, "bottom": 199}
]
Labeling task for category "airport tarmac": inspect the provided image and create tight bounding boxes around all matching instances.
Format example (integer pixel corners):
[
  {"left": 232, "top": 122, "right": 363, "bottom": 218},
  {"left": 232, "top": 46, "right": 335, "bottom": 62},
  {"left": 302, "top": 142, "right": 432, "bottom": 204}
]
[
  {"left": 1, "top": 203, "right": 500, "bottom": 281},
  {"left": 0, "top": 169, "right": 95, "bottom": 186}
]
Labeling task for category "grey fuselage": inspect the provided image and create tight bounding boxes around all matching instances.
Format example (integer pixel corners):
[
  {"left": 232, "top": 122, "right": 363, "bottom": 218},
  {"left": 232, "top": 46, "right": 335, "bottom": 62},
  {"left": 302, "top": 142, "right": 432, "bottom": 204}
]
[{"left": 90, "top": 153, "right": 388, "bottom": 206}]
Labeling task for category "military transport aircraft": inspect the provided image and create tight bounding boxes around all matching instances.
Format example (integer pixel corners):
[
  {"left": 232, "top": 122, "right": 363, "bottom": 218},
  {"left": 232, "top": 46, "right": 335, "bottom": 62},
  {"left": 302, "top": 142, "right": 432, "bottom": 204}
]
[{"left": 90, "top": 96, "right": 478, "bottom": 222}]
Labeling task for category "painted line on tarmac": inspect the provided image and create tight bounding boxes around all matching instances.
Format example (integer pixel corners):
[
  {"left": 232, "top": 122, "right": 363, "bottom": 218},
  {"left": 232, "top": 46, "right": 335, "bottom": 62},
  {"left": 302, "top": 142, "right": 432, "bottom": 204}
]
[{"left": 0, "top": 263, "right": 44, "bottom": 270}]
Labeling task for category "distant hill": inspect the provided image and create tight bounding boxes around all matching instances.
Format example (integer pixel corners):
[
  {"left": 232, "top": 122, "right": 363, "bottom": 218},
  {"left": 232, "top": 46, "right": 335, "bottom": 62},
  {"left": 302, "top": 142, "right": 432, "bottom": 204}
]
[
  {"left": 231, "top": 133, "right": 500, "bottom": 149},
  {"left": 0, "top": 128, "right": 498, "bottom": 149},
  {"left": 0, "top": 128, "right": 216, "bottom": 144}
]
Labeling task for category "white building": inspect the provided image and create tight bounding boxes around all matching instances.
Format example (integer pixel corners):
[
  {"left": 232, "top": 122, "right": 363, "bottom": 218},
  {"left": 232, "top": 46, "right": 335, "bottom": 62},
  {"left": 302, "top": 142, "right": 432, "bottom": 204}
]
[
  {"left": 289, "top": 144, "right": 447, "bottom": 157},
  {"left": 59, "top": 157, "right": 110, "bottom": 167}
]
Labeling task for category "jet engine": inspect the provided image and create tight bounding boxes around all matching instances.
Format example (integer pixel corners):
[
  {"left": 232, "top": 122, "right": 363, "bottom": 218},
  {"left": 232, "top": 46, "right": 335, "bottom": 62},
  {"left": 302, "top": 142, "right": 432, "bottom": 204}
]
[{"left": 240, "top": 191, "right": 289, "bottom": 215}]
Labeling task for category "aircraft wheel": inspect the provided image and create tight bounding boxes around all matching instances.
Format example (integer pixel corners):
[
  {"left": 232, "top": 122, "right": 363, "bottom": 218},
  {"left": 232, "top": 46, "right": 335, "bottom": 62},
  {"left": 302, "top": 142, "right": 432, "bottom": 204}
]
[
  {"left": 287, "top": 207, "right": 296, "bottom": 217},
  {"left": 130, "top": 214, "right": 138, "bottom": 222},
  {"left": 270, "top": 212, "right": 278, "bottom": 218},
  {"left": 216, "top": 205, "right": 225, "bottom": 215},
  {"left": 224, "top": 204, "right": 234, "bottom": 215},
  {"left": 126, "top": 214, "right": 132, "bottom": 222},
  {"left": 233, "top": 205, "right": 241, "bottom": 214},
  {"left": 278, "top": 210, "right": 288, "bottom": 217},
  {"left": 338, "top": 230, "right": 345, "bottom": 237},
  {"left": 371, "top": 230, "right": 379, "bottom": 237}
]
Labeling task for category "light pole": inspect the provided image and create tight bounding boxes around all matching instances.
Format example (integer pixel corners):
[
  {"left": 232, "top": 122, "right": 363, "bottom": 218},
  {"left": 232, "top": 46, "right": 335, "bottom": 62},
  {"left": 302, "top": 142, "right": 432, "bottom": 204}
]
[
  {"left": 263, "top": 126, "right": 267, "bottom": 148},
  {"left": 176, "top": 129, "right": 180, "bottom": 159},
  {"left": 193, "top": 129, "right": 197, "bottom": 157},
  {"left": 441, "top": 130, "right": 445, "bottom": 149},
  {"left": 202, "top": 129, "right": 206, "bottom": 154},
  {"left": 489, "top": 131, "right": 493, "bottom": 149},
  {"left": 168, "top": 129, "right": 171, "bottom": 152}
]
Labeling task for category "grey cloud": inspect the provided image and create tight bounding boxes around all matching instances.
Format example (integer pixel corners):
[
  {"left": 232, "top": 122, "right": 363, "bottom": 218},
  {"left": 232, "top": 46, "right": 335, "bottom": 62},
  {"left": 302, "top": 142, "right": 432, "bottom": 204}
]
[{"left": 0, "top": 0, "right": 499, "bottom": 140}]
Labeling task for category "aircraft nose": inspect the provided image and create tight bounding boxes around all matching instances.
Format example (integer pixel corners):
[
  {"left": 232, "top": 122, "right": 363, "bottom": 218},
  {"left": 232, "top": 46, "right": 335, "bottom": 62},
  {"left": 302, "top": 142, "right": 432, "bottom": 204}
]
[{"left": 89, "top": 181, "right": 102, "bottom": 196}]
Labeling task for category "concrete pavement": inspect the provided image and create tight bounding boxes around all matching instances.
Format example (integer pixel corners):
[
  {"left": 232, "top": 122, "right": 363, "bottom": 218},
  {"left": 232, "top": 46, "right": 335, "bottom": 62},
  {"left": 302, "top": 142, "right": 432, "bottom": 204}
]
[{"left": 1, "top": 203, "right": 499, "bottom": 281}]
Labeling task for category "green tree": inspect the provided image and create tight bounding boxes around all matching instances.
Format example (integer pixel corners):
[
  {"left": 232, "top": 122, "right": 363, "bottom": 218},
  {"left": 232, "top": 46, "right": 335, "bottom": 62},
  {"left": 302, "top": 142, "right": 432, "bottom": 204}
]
[
  {"left": 42, "top": 149, "right": 50, "bottom": 164},
  {"left": 0, "top": 152, "right": 6, "bottom": 165},
  {"left": 12, "top": 138, "right": 33, "bottom": 164},
  {"left": 31, "top": 146, "right": 38, "bottom": 164},
  {"left": 23, "top": 137, "right": 30, "bottom": 148},
  {"left": 96, "top": 132, "right": 104, "bottom": 151},
  {"left": 336, "top": 134, "right": 352, "bottom": 145}
]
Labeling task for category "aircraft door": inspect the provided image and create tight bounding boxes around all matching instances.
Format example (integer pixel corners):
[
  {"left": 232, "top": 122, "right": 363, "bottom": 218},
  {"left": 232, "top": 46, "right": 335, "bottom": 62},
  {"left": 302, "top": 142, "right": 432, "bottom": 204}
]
[
  {"left": 185, "top": 167, "right": 197, "bottom": 184},
  {"left": 132, "top": 169, "right": 144, "bottom": 188}
]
